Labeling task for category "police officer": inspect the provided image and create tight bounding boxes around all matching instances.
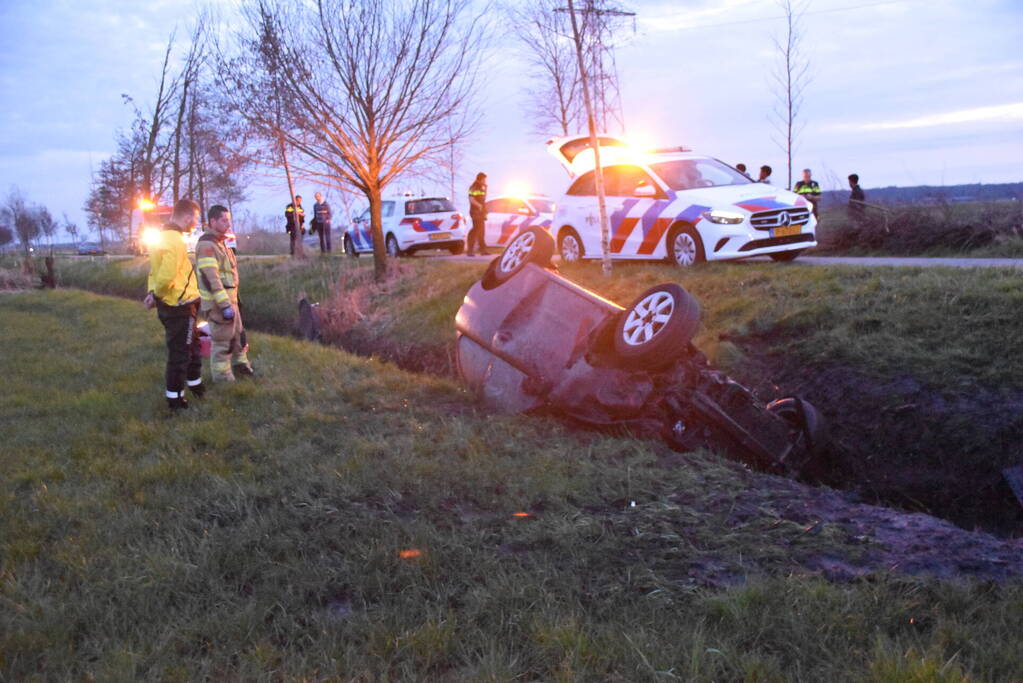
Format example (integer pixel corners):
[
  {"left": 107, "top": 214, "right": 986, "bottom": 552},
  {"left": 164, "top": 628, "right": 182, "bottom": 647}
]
[
  {"left": 312, "top": 191, "right": 332, "bottom": 253},
  {"left": 196, "top": 205, "right": 254, "bottom": 382},
  {"left": 144, "top": 198, "right": 203, "bottom": 411},
  {"left": 466, "top": 172, "right": 487, "bottom": 257},
  {"left": 285, "top": 194, "right": 305, "bottom": 256},
  {"left": 794, "top": 168, "right": 822, "bottom": 218}
]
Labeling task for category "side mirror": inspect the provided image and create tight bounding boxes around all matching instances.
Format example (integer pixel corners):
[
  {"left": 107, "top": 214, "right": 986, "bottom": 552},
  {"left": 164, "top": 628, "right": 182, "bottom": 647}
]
[{"left": 634, "top": 184, "right": 657, "bottom": 198}]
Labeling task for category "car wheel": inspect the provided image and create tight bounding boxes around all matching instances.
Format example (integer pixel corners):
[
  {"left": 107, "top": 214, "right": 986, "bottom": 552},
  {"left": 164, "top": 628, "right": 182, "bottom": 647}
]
[
  {"left": 559, "top": 228, "right": 583, "bottom": 263},
  {"left": 613, "top": 283, "right": 701, "bottom": 369},
  {"left": 344, "top": 235, "right": 358, "bottom": 258},
  {"left": 386, "top": 234, "right": 402, "bottom": 258},
  {"left": 769, "top": 249, "right": 803, "bottom": 262},
  {"left": 492, "top": 226, "right": 556, "bottom": 285},
  {"left": 667, "top": 224, "right": 704, "bottom": 267},
  {"left": 448, "top": 242, "right": 465, "bottom": 255}
]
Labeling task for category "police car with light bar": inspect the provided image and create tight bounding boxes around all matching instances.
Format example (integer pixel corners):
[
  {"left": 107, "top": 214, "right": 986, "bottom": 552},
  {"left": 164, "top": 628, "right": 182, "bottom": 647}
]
[
  {"left": 344, "top": 194, "right": 467, "bottom": 257},
  {"left": 548, "top": 135, "right": 817, "bottom": 266}
]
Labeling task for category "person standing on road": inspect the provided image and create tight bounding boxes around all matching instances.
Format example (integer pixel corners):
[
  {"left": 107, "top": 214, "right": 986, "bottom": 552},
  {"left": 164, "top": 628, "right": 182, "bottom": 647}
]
[
  {"left": 285, "top": 194, "right": 305, "bottom": 256},
  {"left": 794, "top": 168, "right": 822, "bottom": 219},
  {"left": 848, "top": 173, "right": 866, "bottom": 222},
  {"left": 757, "top": 165, "right": 772, "bottom": 184},
  {"left": 144, "top": 198, "right": 203, "bottom": 411},
  {"left": 196, "top": 205, "right": 254, "bottom": 382},
  {"left": 466, "top": 172, "right": 488, "bottom": 257},
  {"left": 312, "top": 192, "right": 333, "bottom": 254}
]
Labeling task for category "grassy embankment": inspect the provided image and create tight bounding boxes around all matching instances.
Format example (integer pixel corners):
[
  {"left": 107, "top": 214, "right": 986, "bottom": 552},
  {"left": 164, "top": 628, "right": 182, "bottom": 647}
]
[
  {"left": 54, "top": 254, "right": 1023, "bottom": 531},
  {"left": 3, "top": 289, "right": 1023, "bottom": 679}
]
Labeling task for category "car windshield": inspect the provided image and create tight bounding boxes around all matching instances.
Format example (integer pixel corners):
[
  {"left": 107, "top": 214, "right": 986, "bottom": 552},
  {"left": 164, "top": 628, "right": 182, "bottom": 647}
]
[
  {"left": 529, "top": 199, "right": 556, "bottom": 214},
  {"left": 650, "top": 158, "right": 752, "bottom": 191},
  {"left": 405, "top": 198, "right": 455, "bottom": 215}
]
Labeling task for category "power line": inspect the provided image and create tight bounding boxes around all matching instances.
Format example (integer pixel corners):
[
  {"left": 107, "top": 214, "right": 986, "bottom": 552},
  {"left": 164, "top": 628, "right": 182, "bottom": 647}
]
[{"left": 645, "top": 0, "right": 908, "bottom": 32}]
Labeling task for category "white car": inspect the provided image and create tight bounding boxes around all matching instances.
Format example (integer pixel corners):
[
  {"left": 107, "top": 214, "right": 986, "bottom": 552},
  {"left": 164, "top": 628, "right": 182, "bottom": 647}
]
[
  {"left": 482, "top": 195, "right": 555, "bottom": 249},
  {"left": 344, "top": 195, "right": 467, "bottom": 257},
  {"left": 548, "top": 135, "right": 817, "bottom": 265}
]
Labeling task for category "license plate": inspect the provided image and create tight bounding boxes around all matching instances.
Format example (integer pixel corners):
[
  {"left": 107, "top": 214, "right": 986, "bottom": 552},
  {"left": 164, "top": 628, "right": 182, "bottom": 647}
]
[
  {"left": 774, "top": 224, "right": 801, "bottom": 237},
  {"left": 429, "top": 232, "right": 450, "bottom": 241}
]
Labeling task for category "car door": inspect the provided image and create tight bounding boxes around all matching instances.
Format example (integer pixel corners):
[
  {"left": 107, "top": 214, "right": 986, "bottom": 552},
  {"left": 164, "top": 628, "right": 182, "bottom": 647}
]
[
  {"left": 488, "top": 198, "right": 534, "bottom": 247},
  {"left": 603, "top": 165, "right": 670, "bottom": 258}
]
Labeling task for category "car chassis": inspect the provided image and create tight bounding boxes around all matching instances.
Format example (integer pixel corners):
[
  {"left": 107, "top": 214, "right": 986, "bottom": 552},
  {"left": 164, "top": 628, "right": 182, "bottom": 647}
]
[{"left": 455, "top": 227, "right": 825, "bottom": 477}]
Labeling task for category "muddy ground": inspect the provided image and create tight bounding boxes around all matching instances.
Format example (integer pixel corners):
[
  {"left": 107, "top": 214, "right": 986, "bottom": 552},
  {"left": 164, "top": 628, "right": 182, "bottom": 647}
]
[{"left": 310, "top": 301, "right": 1023, "bottom": 582}]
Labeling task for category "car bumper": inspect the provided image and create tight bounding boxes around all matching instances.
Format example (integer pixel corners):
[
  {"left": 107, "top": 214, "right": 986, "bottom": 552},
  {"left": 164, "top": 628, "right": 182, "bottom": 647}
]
[
  {"left": 401, "top": 234, "right": 466, "bottom": 252},
  {"left": 705, "top": 228, "right": 816, "bottom": 261}
]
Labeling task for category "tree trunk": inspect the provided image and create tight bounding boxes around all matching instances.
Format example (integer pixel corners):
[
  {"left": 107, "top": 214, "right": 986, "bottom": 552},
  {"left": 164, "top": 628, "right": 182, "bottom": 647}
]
[
  {"left": 368, "top": 185, "right": 387, "bottom": 282},
  {"left": 280, "top": 136, "right": 304, "bottom": 259}
]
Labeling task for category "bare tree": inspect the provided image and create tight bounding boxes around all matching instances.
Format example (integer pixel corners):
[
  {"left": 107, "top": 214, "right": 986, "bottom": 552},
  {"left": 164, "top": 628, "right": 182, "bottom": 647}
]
[
  {"left": 770, "top": 0, "right": 811, "bottom": 190},
  {"left": 224, "top": 0, "right": 490, "bottom": 279},
  {"left": 171, "top": 17, "right": 209, "bottom": 203},
  {"left": 37, "top": 206, "right": 57, "bottom": 251},
  {"left": 3, "top": 187, "right": 39, "bottom": 260},
  {"left": 0, "top": 224, "right": 12, "bottom": 250},
  {"left": 63, "top": 213, "right": 79, "bottom": 248}
]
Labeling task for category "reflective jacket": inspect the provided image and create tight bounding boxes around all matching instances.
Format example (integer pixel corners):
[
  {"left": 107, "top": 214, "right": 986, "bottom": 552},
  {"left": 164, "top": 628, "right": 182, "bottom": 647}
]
[
  {"left": 468, "top": 181, "right": 487, "bottom": 218},
  {"left": 147, "top": 224, "right": 199, "bottom": 306},
  {"left": 794, "top": 180, "right": 822, "bottom": 201},
  {"left": 195, "top": 231, "right": 238, "bottom": 312}
]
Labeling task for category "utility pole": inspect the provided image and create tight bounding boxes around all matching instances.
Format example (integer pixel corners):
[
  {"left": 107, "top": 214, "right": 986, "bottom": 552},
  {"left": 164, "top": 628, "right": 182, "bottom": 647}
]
[{"left": 560, "top": 0, "right": 634, "bottom": 276}]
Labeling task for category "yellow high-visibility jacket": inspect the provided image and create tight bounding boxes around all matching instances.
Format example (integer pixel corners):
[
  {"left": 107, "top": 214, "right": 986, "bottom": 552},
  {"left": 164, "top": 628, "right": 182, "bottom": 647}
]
[
  {"left": 195, "top": 232, "right": 238, "bottom": 312},
  {"left": 147, "top": 226, "right": 199, "bottom": 306}
]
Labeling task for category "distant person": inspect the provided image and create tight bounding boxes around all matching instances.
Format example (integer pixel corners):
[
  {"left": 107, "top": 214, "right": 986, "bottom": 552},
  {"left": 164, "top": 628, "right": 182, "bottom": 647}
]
[
  {"left": 794, "top": 168, "right": 822, "bottom": 218},
  {"left": 466, "top": 172, "right": 488, "bottom": 257},
  {"left": 285, "top": 194, "right": 305, "bottom": 256},
  {"left": 757, "top": 165, "right": 772, "bottom": 184},
  {"left": 736, "top": 163, "right": 750, "bottom": 179},
  {"left": 312, "top": 192, "right": 333, "bottom": 253},
  {"left": 848, "top": 173, "right": 866, "bottom": 222},
  {"left": 144, "top": 198, "right": 203, "bottom": 411}
]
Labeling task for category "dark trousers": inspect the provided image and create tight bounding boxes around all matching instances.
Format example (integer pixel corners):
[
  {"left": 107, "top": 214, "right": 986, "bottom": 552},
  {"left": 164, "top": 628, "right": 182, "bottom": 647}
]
[
  {"left": 467, "top": 214, "right": 486, "bottom": 255},
  {"left": 318, "top": 223, "right": 332, "bottom": 252},
  {"left": 288, "top": 228, "right": 304, "bottom": 255},
  {"left": 157, "top": 300, "right": 202, "bottom": 396}
]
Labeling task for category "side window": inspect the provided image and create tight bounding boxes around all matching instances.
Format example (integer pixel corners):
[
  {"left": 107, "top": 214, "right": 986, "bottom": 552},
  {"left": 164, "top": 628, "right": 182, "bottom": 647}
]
[
  {"left": 611, "top": 165, "right": 658, "bottom": 197},
  {"left": 512, "top": 199, "right": 533, "bottom": 215},
  {"left": 567, "top": 171, "right": 596, "bottom": 196},
  {"left": 381, "top": 201, "right": 395, "bottom": 218},
  {"left": 357, "top": 207, "right": 370, "bottom": 222}
]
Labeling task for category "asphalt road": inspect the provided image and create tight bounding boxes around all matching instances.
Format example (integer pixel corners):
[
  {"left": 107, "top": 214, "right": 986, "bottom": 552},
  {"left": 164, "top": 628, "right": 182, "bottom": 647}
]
[{"left": 67, "top": 253, "right": 1023, "bottom": 269}]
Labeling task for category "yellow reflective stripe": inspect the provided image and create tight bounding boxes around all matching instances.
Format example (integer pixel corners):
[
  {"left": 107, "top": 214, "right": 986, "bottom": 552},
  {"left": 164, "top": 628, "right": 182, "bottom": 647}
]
[
  {"left": 214, "top": 290, "right": 230, "bottom": 303},
  {"left": 197, "top": 257, "right": 218, "bottom": 268},
  {"left": 469, "top": 190, "right": 485, "bottom": 196}
]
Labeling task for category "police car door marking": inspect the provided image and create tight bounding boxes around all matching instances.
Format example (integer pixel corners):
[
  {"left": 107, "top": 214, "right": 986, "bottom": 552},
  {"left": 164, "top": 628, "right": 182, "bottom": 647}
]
[
  {"left": 498, "top": 215, "right": 521, "bottom": 244},
  {"left": 609, "top": 199, "right": 640, "bottom": 253}
]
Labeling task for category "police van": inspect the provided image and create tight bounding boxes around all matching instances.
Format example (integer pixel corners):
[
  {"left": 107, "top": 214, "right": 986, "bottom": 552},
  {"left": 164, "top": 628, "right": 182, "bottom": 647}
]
[
  {"left": 344, "top": 194, "right": 467, "bottom": 257},
  {"left": 548, "top": 135, "right": 817, "bottom": 266}
]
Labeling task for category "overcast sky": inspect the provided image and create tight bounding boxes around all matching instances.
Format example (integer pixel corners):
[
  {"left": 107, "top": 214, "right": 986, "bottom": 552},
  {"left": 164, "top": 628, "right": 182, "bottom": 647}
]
[{"left": 1, "top": 0, "right": 1021, "bottom": 238}]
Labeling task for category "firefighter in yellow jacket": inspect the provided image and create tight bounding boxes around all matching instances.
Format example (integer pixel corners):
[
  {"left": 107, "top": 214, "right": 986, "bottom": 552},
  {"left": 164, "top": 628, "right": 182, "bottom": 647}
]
[
  {"left": 144, "top": 198, "right": 203, "bottom": 410},
  {"left": 196, "top": 205, "right": 254, "bottom": 382}
]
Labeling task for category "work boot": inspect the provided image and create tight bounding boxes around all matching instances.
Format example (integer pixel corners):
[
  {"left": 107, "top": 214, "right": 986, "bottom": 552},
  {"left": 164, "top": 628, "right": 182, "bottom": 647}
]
[
  {"left": 233, "top": 363, "right": 255, "bottom": 377},
  {"left": 167, "top": 396, "right": 189, "bottom": 411}
]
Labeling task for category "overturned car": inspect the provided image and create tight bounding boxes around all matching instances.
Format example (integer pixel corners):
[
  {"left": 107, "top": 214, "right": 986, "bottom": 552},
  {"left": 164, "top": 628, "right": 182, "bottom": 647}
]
[{"left": 454, "top": 227, "right": 827, "bottom": 477}]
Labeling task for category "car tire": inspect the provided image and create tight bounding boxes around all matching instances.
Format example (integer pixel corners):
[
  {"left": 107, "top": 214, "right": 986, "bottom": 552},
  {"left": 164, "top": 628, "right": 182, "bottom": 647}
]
[
  {"left": 613, "top": 283, "right": 701, "bottom": 369},
  {"left": 491, "top": 226, "right": 556, "bottom": 285},
  {"left": 558, "top": 228, "right": 583, "bottom": 263},
  {"left": 448, "top": 242, "right": 465, "bottom": 255},
  {"left": 344, "top": 235, "right": 358, "bottom": 258},
  {"left": 386, "top": 234, "right": 402, "bottom": 258},
  {"left": 769, "top": 249, "right": 803, "bottom": 262},
  {"left": 666, "top": 224, "right": 705, "bottom": 267}
]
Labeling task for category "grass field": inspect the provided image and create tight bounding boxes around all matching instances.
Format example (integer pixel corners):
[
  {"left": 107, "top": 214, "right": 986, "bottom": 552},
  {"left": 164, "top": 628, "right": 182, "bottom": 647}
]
[{"left": 3, "top": 289, "right": 1023, "bottom": 679}]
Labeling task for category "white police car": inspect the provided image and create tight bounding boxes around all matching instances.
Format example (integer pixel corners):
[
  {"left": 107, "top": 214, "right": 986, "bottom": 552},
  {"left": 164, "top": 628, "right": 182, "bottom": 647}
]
[
  {"left": 482, "top": 195, "right": 556, "bottom": 249},
  {"left": 548, "top": 135, "right": 817, "bottom": 265},
  {"left": 344, "top": 194, "right": 467, "bottom": 257}
]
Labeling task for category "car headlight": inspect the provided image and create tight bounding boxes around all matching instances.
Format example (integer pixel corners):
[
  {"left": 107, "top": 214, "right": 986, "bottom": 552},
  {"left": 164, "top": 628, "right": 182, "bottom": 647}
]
[
  {"left": 701, "top": 210, "right": 745, "bottom": 225},
  {"left": 141, "top": 227, "right": 162, "bottom": 247}
]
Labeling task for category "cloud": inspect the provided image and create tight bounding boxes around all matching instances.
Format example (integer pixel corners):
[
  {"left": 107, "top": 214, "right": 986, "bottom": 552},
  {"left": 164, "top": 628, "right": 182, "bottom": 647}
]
[{"left": 827, "top": 102, "right": 1023, "bottom": 132}]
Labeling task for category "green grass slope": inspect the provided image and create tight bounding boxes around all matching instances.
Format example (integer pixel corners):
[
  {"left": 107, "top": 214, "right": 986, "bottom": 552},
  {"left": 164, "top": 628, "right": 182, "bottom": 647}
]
[{"left": 2, "top": 290, "right": 1023, "bottom": 680}]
